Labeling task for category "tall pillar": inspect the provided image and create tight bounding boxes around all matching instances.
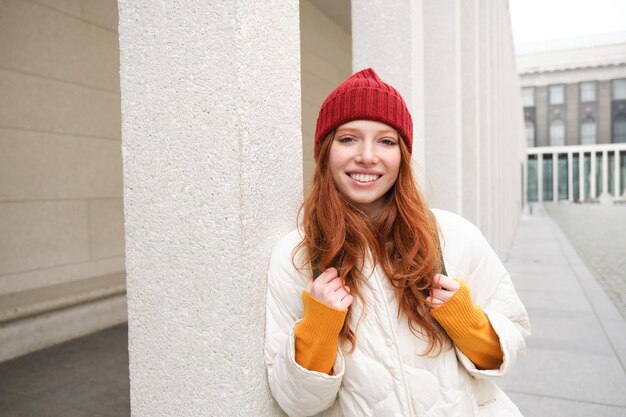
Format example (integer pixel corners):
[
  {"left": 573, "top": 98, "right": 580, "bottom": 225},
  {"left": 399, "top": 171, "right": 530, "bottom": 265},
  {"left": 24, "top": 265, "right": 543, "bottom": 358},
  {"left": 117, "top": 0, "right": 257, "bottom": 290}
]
[
  {"left": 352, "top": 0, "right": 426, "bottom": 169},
  {"left": 477, "top": 0, "right": 492, "bottom": 231},
  {"left": 460, "top": 0, "right": 480, "bottom": 226},
  {"left": 422, "top": 0, "right": 463, "bottom": 214},
  {"left": 118, "top": 2, "right": 301, "bottom": 415}
]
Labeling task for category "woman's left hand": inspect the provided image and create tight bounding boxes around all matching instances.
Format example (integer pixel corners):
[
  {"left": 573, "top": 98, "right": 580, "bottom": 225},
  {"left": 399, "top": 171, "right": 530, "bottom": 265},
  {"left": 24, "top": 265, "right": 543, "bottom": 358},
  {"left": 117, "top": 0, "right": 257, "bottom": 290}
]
[{"left": 427, "top": 274, "right": 460, "bottom": 310}]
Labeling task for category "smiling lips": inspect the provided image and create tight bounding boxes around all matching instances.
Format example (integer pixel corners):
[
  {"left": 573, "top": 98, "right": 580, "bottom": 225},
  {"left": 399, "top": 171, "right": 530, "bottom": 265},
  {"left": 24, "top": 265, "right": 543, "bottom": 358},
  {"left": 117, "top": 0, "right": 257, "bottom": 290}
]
[{"left": 348, "top": 173, "right": 382, "bottom": 183}]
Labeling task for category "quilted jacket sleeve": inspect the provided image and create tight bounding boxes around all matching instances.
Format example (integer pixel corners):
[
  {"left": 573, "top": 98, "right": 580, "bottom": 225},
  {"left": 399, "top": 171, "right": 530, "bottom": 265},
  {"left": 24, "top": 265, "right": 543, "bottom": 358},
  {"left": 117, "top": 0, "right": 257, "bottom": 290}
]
[
  {"left": 455, "top": 227, "right": 531, "bottom": 380},
  {"left": 264, "top": 232, "right": 344, "bottom": 416}
]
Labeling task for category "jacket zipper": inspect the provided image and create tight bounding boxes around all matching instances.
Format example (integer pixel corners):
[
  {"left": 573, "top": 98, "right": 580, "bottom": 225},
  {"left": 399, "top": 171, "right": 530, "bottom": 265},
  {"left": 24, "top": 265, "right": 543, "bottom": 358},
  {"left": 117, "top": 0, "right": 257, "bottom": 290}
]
[{"left": 373, "top": 267, "right": 419, "bottom": 417}]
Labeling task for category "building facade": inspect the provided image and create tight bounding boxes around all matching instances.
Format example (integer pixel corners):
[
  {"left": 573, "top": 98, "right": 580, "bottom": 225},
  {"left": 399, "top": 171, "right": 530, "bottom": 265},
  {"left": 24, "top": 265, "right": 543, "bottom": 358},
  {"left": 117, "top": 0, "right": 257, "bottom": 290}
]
[{"left": 518, "top": 35, "right": 626, "bottom": 202}]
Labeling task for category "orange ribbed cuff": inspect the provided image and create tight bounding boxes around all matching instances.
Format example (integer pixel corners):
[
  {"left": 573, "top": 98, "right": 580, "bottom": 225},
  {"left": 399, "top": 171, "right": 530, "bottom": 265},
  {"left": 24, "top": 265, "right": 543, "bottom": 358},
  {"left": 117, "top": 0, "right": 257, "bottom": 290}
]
[
  {"left": 294, "top": 291, "right": 347, "bottom": 374},
  {"left": 431, "top": 280, "right": 503, "bottom": 370}
]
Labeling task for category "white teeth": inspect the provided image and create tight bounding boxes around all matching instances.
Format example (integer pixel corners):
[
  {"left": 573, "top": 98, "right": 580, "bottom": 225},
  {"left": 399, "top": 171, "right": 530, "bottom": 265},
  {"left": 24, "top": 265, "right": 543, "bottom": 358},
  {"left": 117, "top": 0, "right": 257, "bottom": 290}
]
[{"left": 350, "top": 173, "right": 379, "bottom": 183}]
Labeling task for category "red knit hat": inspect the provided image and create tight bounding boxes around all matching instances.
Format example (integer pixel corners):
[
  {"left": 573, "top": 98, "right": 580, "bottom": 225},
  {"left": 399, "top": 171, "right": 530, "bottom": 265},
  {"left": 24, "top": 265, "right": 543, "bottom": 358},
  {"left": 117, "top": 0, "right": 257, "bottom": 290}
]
[{"left": 314, "top": 68, "right": 413, "bottom": 157}]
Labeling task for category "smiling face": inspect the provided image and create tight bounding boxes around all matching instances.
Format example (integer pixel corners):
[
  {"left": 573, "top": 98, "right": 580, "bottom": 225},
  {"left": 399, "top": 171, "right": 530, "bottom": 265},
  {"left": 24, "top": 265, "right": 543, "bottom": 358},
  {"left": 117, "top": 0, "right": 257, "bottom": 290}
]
[{"left": 328, "top": 120, "right": 402, "bottom": 217}]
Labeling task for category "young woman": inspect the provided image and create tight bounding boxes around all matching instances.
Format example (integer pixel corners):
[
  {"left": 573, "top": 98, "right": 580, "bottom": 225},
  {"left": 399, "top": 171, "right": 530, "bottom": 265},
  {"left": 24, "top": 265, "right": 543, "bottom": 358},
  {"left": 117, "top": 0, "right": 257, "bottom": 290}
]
[{"left": 265, "top": 68, "right": 530, "bottom": 417}]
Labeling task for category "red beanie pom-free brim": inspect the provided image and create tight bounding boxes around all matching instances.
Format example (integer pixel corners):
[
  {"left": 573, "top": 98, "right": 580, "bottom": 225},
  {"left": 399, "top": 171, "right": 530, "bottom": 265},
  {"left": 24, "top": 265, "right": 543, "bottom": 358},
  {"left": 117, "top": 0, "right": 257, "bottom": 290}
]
[{"left": 314, "top": 68, "right": 413, "bottom": 156}]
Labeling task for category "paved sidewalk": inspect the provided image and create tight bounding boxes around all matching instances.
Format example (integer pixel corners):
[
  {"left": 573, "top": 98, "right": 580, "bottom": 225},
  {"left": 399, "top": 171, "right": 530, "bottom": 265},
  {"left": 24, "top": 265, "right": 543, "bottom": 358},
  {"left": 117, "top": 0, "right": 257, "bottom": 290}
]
[
  {"left": 0, "top": 205, "right": 624, "bottom": 416},
  {"left": 500, "top": 205, "right": 626, "bottom": 416},
  {"left": 0, "top": 325, "right": 130, "bottom": 417}
]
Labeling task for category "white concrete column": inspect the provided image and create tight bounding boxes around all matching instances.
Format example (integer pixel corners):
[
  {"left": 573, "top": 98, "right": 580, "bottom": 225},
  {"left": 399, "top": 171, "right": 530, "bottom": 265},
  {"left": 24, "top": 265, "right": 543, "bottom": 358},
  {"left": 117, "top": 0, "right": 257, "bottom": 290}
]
[
  {"left": 352, "top": 0, "right": 425, "bottom": 169},
  {"left": 568, "top": 152, "right": 573, "bottom": 202},
  {"left": 118, "top": 2, "right": 301, "bottom": 415},
  {"left": 602, "top": 150, "right": 609, "bottom": 196},
  {"left": 538, "top": 153, "right": 543, "bottom": 203},
  {"left": 477, "top": 0, "right": 492, "bottom": 232},
  {"left": 591, "top": 151, "right": 597, "bottom": 198},
  {"left": 616, "top": 150, "right": 622, "bottom": 196},
  {"left": 460, "top": 0, "right": 480, "bottom": 226},
  {"left": 422, "top": 0, "right": 464, "bottom": 214},
  {"left": 553, "top": 152, "right": 558, "bottom": 202},
  {"left": 579, "top": 152, "right": 585, "bottom": 201}
]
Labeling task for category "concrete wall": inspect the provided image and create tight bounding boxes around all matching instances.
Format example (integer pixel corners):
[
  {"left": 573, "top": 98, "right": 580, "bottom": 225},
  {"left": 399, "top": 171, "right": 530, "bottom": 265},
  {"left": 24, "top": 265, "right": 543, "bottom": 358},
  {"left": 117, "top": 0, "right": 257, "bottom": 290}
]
[
  {"left": 300, "top": 0, "right": 352, "bottom": 192},
  {"left": 0, "top": 0, "right": 126, "bottom": 361}
]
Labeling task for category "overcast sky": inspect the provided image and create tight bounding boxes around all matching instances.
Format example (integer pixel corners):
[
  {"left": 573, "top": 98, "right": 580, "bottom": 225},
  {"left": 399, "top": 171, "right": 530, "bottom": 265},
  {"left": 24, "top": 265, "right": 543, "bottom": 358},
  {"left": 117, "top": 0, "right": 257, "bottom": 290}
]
[{"left": 509, "top": 0, "right": 626, "bottom": 45}]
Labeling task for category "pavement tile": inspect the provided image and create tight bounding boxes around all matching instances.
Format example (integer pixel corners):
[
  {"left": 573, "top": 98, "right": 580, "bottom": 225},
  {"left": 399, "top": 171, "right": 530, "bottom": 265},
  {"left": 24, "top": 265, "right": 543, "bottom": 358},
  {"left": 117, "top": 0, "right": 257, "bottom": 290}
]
[
  {"left": 500, "top": 348, "right": 626, "bottom": 406},
  {"left": 523, "top": 308, "right": 614, "bottom": 355},
  {"left": 507, "top": 392, "right": 626, "bottom": 417},
  {"left": 516, "top": 287, "right": 593, "bottom": 313},
  {"left": 507, "top": 271, "right": 575, "bottom": 293},
  {"left": 0, "top": 392, "right": 110, "bottom": 417},
  {"left": 0, "top": 325, "right": 130, "bottom": 416},
  {"left": 584, "top": 287, "right": 623, "bottom": 321},
  {"left": 602, "top": 319, "right": 626, "bottom": 367}
]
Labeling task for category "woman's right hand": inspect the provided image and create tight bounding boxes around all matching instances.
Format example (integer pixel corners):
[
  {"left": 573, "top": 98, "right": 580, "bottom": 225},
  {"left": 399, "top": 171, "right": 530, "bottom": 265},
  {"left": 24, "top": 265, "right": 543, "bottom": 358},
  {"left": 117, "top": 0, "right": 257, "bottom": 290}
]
[{"left": 306, "top": 267, "right": 353, "bottom": 310}]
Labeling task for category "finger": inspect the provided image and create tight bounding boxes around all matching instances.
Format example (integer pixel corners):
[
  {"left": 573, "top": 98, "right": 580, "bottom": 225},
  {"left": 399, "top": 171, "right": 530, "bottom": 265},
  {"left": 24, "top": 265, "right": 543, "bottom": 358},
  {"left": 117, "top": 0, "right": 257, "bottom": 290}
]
[
  {"left": 337, "top": 294, "right": 353, "bottom": 309},
  {"left": 431, "top": 273, "right": 443, "bottom": 289},
  {"left": 330, "top": 285, "right": 349, "bottom": 303},
  {"left": 325, "top": 276, "right": 344, "bottom": 292},
  {"left": 431, "top": 288, "right": 454, "bottom": 302},
  {"left": 316, "top": 267, "right": 338, "bottom": 284},
  {"left": 437, "top": 274, "right": 460, "bottom": 291},
  {"left": 426, "top": 296, "right": 444, "bottom": 309}
]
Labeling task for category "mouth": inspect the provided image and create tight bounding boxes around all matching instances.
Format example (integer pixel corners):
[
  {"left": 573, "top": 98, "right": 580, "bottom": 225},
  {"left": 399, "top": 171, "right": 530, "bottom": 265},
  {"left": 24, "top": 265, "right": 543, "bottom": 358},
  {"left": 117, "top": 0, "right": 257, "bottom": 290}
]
[{"left": 347, "top": 173, "right": 382, "bottom": 183}]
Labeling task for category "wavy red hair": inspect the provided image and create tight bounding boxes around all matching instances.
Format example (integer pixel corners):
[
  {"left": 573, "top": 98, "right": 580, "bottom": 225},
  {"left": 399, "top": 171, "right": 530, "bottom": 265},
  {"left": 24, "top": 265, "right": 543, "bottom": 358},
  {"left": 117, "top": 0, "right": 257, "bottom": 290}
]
[{"left": 294, "top": 130, "right": 444, "bottom": 354}]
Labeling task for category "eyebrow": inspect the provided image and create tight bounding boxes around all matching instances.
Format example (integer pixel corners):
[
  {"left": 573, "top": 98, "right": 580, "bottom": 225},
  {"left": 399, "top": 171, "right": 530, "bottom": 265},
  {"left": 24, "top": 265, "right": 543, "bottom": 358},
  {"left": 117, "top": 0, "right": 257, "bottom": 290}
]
[{"left": 336, "top": 127, "right": 398, "bottom": 136}]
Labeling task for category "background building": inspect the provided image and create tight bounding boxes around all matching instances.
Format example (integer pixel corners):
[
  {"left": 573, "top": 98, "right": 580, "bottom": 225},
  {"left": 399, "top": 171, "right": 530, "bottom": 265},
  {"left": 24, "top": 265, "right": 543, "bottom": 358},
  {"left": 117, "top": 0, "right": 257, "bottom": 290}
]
[{"left": 517, "top": 33, "right": 626, "bottom": 202}]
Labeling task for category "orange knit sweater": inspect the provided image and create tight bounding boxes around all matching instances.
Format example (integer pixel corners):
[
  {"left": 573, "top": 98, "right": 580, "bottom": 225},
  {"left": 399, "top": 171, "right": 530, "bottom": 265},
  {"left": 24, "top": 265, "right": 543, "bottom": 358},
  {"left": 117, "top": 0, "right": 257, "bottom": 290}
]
[{"left": 294, "top": 280, "right": 503, "bottom": 374}]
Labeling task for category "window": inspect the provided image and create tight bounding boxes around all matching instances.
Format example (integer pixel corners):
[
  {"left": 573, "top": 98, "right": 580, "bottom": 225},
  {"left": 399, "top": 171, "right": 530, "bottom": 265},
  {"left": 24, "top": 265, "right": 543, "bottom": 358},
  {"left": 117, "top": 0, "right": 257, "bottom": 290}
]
[
  {"left": 614, "top": 115, "right": 626, "bottom": 143},
  {"left": 543, "top": 155, "right": 553, "bottom": 201},
  {"left": 613, "top": 79, "right": 626, "bottom": 100},
  {"left": 580, "top": 82, "right": 596, "bottom": 102},
  {"left": 527, "top": 155, "right": 538, "bottom": 202},
  {"left": 550, "top": 85, "right": 565, "bottom": 105},
  {"left": 522, "top": 87, "right": 534, "bottom": 107},
  {"left": 550, "top": 119, "right": 565, "bottom": 146},
  {"left": 525, "top": 121, "right": 535, "bottom": 147},
  {"left": 581, "top": 117, "right": 596, "bottom": 145}
]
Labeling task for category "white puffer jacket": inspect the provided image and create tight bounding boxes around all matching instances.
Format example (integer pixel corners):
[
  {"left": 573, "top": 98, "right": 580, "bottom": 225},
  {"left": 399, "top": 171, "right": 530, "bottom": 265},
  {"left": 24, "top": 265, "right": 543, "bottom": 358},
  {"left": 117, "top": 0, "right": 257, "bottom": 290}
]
[{"left": 265, "top": 209, "right": 530, "bottom": 417}]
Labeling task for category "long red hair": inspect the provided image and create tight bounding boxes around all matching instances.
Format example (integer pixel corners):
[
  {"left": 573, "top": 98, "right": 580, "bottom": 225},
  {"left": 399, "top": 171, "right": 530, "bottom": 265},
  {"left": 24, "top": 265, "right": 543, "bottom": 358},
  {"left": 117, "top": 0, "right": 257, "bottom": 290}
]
[{"left": 294, "top": 131, "right": 444, "bottom": 354}]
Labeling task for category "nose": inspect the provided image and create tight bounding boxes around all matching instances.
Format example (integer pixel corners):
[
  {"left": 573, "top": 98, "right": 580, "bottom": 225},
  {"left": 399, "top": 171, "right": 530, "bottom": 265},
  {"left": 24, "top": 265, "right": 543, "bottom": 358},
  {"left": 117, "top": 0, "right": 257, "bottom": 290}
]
[{"left": 355, "top": 141, "right": 379, "bottom": 165}]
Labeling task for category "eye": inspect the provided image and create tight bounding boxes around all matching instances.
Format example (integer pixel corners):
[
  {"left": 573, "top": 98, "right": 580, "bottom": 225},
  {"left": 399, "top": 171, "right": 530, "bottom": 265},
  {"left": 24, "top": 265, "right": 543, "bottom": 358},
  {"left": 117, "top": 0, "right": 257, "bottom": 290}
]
[
  {"left": 338, "top": 136, "right": 356, "bottom": 144},
  {"left": 380, "top": 138, "right": 398, "bottom": 146}
]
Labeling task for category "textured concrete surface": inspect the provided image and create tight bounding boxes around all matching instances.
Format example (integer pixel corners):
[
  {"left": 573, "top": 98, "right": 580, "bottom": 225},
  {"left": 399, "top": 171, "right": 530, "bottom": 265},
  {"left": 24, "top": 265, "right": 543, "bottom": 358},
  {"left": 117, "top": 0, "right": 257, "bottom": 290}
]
[
  {"left": 118, "top": 1, "right": 302, "bottom": 415},
  {"left": 501, "top": 204, "right": 626, "bottom": 416}
]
